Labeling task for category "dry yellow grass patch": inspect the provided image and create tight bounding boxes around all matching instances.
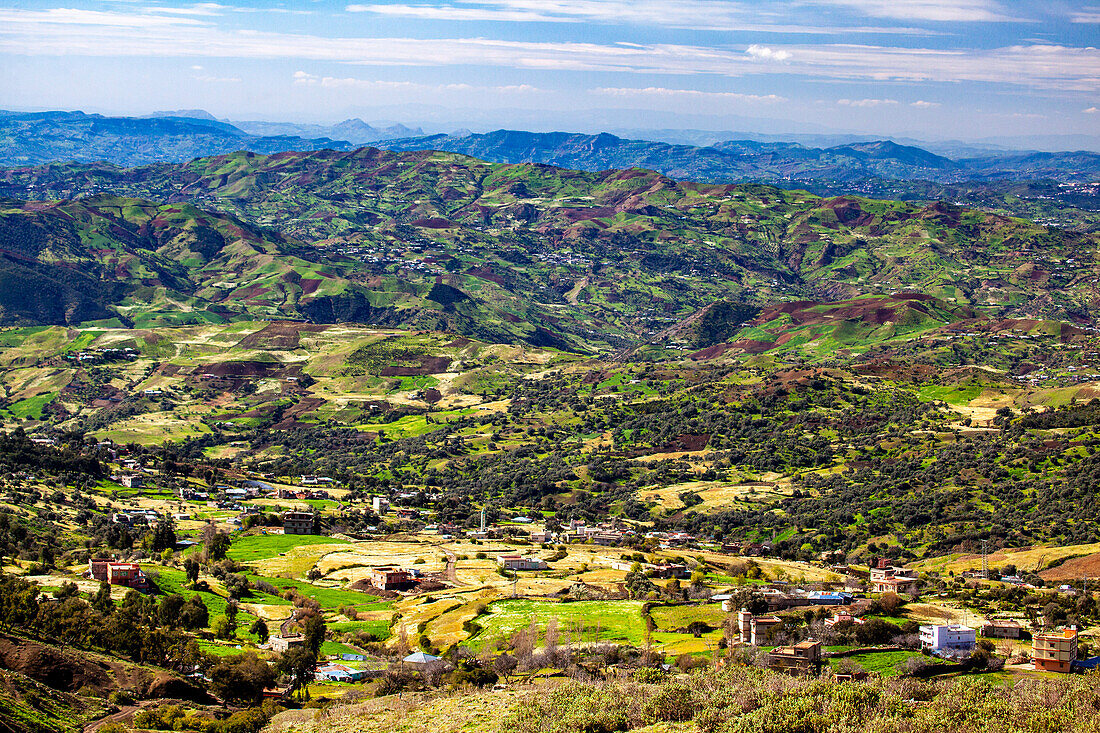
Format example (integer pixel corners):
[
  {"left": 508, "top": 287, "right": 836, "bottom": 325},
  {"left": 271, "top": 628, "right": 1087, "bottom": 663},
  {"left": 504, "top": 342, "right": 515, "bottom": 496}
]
[
  {"left": 267, "top": 688, "right": 527, "bottom": 733},
  {"left": 912, "top": 542, "right": 1100, "bottom": 576}
]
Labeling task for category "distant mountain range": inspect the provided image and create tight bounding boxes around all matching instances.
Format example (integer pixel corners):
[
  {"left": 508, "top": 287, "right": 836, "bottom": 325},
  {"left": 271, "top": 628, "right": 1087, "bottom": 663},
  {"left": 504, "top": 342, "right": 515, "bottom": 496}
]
[
  {"left": 379, "top": 130, "right": 1100, "bottom": 185},
  {"left": 231, "top": 118, "right": 424, "bottom": 145},
  {"left": 0, "top": 110, "right": 359, "bottom": 167}
]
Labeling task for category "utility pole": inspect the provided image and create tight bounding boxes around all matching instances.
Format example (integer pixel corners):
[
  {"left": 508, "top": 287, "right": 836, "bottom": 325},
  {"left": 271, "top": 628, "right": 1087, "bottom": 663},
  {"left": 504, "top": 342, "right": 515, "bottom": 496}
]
[{"left": 981, "top": 539, "right": 989, "bottom": 580}]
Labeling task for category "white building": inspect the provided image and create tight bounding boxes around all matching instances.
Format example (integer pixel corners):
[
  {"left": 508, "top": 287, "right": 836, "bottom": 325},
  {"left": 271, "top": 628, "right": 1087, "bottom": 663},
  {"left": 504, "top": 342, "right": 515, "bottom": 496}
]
[
  {"left": 920, "top": 624, "right": 976, "bottom": 654},
  {"left": 373, "top": 496, "right": 390, "bottom": 515}
]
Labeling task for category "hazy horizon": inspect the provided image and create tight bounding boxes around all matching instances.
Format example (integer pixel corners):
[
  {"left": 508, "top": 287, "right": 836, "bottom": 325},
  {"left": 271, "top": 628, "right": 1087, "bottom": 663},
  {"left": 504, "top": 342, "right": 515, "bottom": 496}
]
[{"left": 2, "top": 0, "right": 1098, "bottom": 147}]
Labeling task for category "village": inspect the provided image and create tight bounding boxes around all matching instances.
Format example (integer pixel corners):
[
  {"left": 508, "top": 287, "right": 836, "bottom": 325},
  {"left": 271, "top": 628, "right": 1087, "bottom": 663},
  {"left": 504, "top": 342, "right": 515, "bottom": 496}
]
[{"left": 70, "top": 455, "right": 1098, "bottom": 700}]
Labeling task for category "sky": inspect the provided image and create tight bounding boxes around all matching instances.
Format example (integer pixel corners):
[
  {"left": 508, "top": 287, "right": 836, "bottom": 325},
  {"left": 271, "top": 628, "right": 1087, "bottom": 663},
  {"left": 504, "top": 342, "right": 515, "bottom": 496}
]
[{"left": 0, "top": 0, "right": 1098, "bottom": 142}]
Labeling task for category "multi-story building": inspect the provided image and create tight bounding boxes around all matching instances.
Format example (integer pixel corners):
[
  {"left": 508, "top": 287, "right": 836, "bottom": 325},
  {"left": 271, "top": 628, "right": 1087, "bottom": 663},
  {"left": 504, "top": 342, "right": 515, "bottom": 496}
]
[
  {"left": 919, "top": 624, "right": 976, "bottom": 654},
  {"left": 981, "top": 619, "right": 1023, "bottom": 639},
  {"left": 1033, "top": 627, "right": 1078, "bottom": 673},
  {"left": 869, "top": 559, "right": 920, "bottom": 595},
  {"left": 87, "top": 559, "right": 152, "bottom": 591},
  {"left": 738, "top": 609, "right": 782, "bottom": 646},
  {"left": 282, "top": 510, "right": 316, "bottom": 535},
  {"left": 768, "top": 639, "right": 822, "bottom": 674}
]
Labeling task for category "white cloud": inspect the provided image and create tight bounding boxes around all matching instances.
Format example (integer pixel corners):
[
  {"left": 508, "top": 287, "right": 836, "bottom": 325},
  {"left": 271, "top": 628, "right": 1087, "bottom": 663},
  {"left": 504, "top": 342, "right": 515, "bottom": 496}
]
[
  {"left": 910, "top": 99, "right": 940, "bottom": 107},
  {"left": 1, "top": 9, "right": 1097, "bottom": 92},
  {"left": 1070, "top": 7, "right": 1100, "bottom": 23},
  {"left": 195, "top": 74, "right": 241, "bottom": 83},
  {"left": 293, "top": 71, "right": 539, "bottom": 95},
  {"left": 0, "top": 7, "right": 209, "bottom": 27},
  {"left": 838, "top": 97, "right": 898, "bottom": 106},
  {"left": 593, "top": 86, "right": 785, "bottom": 103},
  {"left": 346, "top": 0, "right": 927, "bottom": 34},
  {"left": 190, "top": 64, "right": 204, "bottom": 70},
  {"left": 1085, "top": 106, "right": 1099, "bottom": 113},
  {"left": 143, "top": 3, "right": 230, "bottom": 17},
  {"left": 804, "top": 0, "right": 1017, "bottom": 22},
  {"left": 346, "top": 3, "right": 569, "bottom": 22},
  {"left": 746, "top": 45, "right": 792, "bottom": 61}
]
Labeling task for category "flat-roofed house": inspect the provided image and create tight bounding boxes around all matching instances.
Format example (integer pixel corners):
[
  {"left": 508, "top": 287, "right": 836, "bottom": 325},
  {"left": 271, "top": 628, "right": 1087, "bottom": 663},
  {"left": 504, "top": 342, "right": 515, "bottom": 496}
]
[{"left": 1033, "top": 627, "right": 1077, "bottom": 673}]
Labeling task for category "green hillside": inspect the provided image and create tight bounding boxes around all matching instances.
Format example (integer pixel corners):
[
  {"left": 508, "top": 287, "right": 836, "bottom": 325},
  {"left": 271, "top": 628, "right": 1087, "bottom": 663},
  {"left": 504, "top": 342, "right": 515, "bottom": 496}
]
[{"left": 0, "top": 149, "right": 1096, "bottom": 353}]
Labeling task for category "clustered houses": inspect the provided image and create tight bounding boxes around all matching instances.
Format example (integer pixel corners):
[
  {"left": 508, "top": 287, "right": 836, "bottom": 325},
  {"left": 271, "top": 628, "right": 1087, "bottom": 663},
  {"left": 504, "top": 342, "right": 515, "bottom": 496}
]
[
  {"left": 719, "top": 587, "right": 854, "bottom": 613},
  {"left": 86, "top": 559, "right": 152, "bottom": 591},
  {"left": 111, "top": 508, "right": 160, "bottom": 525},
  {"left": 869, "top": 558, "right": 920, "bottom": 595}
]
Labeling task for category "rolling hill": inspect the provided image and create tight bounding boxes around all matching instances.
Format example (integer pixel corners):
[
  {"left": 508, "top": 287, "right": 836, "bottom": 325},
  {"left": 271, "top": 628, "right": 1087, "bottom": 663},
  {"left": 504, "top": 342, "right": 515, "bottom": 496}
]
[{"left": 0, "top": 147, "right": 1096, "bottom": 351}]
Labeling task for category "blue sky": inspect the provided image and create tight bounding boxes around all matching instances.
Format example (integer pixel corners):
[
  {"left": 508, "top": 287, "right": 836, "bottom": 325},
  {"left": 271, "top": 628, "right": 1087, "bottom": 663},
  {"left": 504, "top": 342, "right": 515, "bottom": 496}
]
[{"left": 0, "top": 0, "right": 1098, "bottom": 141}]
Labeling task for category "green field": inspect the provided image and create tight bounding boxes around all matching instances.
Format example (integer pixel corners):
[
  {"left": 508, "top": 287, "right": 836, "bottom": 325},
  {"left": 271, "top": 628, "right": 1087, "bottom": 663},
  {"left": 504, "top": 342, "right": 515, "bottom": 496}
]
[
  {"left": 827, "top": 650, "right": 927, "bottom": 676},
  {"left": 468, "top": 599, "right": 646, "bottom": 650},
  {"left": 227, "top": 533, "right": 350, "bottom": 562}
]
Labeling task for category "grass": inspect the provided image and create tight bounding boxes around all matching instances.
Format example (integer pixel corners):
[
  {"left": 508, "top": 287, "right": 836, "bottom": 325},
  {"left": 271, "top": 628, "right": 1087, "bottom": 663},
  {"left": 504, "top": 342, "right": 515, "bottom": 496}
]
[
  {"left": 329, "top": 617, "right": 394, "bottom": 640},
  {"left": 467, "top": 599, "right": 646, "bottom": 650},
  {"left": 3, "top": 392, "right": 57, "bottom": 420},
  {"left": 827, "top": 649, "right": 927, "bottom": 676},
  {"left": 246, "top": 574, "right": 381, "bottom": 611},
  {"left": 650, "top": 603, "right": 726, "bottom": 631},
  {"left": 228, "top": 533, "right": 350, "bottom": 562}
]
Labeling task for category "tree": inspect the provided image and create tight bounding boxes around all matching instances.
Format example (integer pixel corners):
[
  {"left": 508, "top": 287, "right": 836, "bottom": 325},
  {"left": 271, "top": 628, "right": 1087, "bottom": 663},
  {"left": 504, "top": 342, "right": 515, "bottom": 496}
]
[
  {"left": 202, "top": 525, "right": 231, "bottom": 561},
  {"left": 147, "top": 518, "right": 177, "bottom": 553},
  {"left": 493, "top": 653, "right": 517, "bottom": 682},
  {"left": 250, "top": 618, "right": 269, "bottom": 645},
  {"left": 212, "top": 615, "right": 234, "bottom": 640},
  {"left": 277, "top": 647, "right": 317, "bottom": 700},
  {"left": 158, "top": 593, "right": 185, "bottom": 628},
  {"left": 91, "top": 581, "right": 113, "bottom": 613},
  {"left": 178, "top": 595, "right": 208, "bottom": 630},
  {"left": 183, "top": 557, "right": 200, "bottom": 584},
  {"left": 301, "top": 613, "right": 326, "bottom": 656},
  {"left": 208, "top": 653, "right": 276, "bottom": 705}
]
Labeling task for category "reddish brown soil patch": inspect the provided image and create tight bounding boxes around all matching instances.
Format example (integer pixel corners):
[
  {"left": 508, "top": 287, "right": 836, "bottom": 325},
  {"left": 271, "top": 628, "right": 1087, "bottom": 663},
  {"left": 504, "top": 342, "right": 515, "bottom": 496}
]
[
  {"left": 665, "top": 434, "right": 710, "bottom": 451},
  {"left": 379, "top": 355, "right": 452, "bottom": 376},
  {"left": 729, "top": 339, "right": 775, "bottom": 354},
  {"left": 235, "top": 322, "right": 327, "bottom": 350},
  {"left": 1039, "top": 553, "right": 1100, "bottom": 581},
  {"left": 300, "top": 278, "right": 322, "bottom": 295},
  {"left": 689, "top": 343, "right": 738, "bottom": 360},
  {"left": 423, "top": 388, "right": 442, "bottom": 403},
  {"left": 205, "top": 361, "right": 282, "bottom": 377},
  {"left": 411, "top": 217, "right": 456, "bottom": 229},
  {"left": 445, "top": 337, "right": 472, "bottom": 348},
  {"left": 0, "top": 635, "right": 109, "bottom": 693},
  {"left": 466, "top": 265, "right": 505, "bottom": 285}
]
